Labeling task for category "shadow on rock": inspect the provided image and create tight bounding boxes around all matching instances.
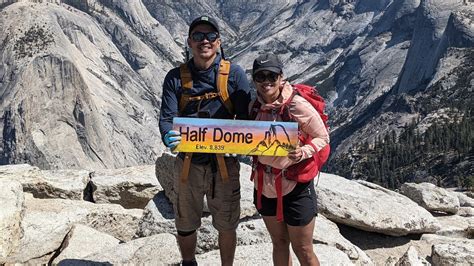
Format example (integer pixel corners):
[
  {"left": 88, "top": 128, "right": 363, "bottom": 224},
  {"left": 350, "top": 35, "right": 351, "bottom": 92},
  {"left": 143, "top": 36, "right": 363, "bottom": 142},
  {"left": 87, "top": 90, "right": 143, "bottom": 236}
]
[
  {"left": 337, "top": 223, "right": 420, "bottom": 249},
  {"left": 58, "top": 259, "right": 113, "bottom": 266},
  {"left": 153, "top": 191, "right": 175, "bottom": 219}
]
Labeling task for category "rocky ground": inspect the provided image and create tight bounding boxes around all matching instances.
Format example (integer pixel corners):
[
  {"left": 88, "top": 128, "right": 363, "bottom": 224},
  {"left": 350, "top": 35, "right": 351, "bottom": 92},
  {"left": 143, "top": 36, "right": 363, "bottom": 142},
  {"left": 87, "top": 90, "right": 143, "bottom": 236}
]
[{"left": 1, "top": 152, "right": 473, "bottom": 265}]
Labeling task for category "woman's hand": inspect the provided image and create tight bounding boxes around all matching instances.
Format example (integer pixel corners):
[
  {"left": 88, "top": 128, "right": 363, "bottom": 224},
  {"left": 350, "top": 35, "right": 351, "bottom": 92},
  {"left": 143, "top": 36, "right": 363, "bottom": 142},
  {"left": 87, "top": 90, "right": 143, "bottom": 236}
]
[{"left": 288, "top": 147, "right": 303, "bottom": 162}]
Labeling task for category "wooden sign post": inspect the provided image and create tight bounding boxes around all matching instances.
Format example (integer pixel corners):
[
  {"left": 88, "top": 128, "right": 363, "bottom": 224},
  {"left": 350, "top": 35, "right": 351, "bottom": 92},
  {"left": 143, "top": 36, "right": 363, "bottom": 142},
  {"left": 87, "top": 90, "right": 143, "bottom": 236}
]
[{"left": 172, "top": 117, "right": 298, "bottom": 156}]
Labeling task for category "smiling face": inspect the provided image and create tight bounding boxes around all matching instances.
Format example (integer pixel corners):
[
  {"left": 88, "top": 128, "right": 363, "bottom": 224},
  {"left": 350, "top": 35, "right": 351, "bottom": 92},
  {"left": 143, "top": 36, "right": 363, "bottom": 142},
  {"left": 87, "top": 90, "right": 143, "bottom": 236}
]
[
  {"left": 188, "top": 24, "right": 221, "bottom": 65},
  {"left": 253, "top": 70, "right": 283, "bottom": 103}
]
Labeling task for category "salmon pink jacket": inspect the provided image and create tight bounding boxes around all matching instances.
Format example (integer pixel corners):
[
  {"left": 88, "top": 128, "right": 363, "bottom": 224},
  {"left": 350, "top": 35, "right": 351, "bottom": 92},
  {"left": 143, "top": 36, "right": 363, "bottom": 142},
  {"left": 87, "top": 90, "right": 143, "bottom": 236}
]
[{"left": 251, "top": 81, "right": 330, "bottom": 198}]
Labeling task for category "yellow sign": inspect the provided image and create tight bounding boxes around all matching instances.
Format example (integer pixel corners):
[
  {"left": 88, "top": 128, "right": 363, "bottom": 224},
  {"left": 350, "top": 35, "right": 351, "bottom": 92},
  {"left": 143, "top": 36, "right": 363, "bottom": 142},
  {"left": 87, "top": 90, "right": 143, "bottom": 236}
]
[{"left": 173, "top": 117, "right": 299, "bottom": 156}]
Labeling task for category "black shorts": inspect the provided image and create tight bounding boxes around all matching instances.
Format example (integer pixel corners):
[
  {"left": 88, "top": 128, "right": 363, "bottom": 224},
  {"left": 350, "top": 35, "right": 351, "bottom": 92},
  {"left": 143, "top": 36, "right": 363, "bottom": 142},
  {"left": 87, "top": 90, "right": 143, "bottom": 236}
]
[{"left": 253, "top": 180, "right": 317, "bottom": 226}]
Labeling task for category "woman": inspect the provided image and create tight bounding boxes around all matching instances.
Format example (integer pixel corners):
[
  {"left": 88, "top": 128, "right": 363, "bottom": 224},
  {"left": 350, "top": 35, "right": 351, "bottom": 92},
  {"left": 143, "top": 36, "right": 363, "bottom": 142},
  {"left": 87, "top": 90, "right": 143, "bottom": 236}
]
[{"left": 250, "top": 53, "right": 330, "bottom": 266}]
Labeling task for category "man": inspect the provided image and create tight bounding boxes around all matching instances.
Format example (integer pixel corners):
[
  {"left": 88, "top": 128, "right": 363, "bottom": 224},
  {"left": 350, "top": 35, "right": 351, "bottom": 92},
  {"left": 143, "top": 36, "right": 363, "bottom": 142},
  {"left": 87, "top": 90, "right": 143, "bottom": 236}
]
[{"left": 159, "top": 16, "right": 251, "bottom": 266}]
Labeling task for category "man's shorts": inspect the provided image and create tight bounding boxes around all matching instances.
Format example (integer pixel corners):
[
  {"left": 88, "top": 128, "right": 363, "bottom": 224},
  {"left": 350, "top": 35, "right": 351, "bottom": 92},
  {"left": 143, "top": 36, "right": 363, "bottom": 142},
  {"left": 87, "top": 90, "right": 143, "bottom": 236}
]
[
  {"left": 171, "top": 156, "right": 241, "bottom": 232},
  {"left": 253, "top": 180, "right": 317, "bottom": 226}
]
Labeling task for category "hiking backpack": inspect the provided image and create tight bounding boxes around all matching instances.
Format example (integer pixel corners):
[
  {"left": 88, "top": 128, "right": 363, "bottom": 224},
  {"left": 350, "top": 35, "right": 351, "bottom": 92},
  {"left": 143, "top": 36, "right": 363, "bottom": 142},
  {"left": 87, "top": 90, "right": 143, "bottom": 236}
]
[
  {"left": 250, "top": 84, "right": 330, "bottom": 221},
  {"left": 179, "top": 60, "right": 233, "bottom": 115},
  {"left": 178, "top": 60, "right": 233, "bottom": 184}
]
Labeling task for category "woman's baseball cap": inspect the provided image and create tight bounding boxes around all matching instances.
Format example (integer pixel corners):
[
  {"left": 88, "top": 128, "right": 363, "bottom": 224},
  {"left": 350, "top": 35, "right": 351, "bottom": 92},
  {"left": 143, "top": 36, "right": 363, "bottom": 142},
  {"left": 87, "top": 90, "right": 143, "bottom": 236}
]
[{"left": 252, "top": 53, "right": 283, "bottom": 75}]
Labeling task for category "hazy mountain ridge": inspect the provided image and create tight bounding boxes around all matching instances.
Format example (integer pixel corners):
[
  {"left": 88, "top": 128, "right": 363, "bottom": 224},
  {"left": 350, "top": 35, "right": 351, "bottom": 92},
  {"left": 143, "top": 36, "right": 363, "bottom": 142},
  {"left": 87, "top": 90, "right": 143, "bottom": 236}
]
[
  {"left": 0, "top": 0, "right": 182, "bottom": 169},
  {"left": 0, "top": 0, "right": 472, "bottom": 176}
]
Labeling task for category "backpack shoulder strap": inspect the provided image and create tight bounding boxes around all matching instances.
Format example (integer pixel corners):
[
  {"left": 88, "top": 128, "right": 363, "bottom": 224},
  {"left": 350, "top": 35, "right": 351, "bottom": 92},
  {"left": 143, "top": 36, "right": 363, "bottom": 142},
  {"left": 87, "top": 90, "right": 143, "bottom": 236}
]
[
  {"left": 280, "top": 87, "right": 298, "bottom": 122},
  {"left": 180, "top": 63, "right": 193, "bottom": 90},
  {"left": 249, "top": 99, "right": 262, "bottom": 120},
  {"left": 217, "top": 60, "right": 234, "bottom": 114},
  {"left": 179, "top": 63, "right": 193, "bottom": 113},
  {"left": 179, "top": 60, "right": 234, "bottom": 115}
]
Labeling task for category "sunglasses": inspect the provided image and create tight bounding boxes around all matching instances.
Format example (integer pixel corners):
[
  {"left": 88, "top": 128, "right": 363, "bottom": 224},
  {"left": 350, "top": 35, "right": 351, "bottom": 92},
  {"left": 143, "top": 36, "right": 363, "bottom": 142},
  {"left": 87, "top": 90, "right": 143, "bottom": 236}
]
[
  {"left": 253, "top": 72, "right": 280, "bottom": 83},
  {"left": 191, "top": 32, "right": 219, "bottom": 42}
]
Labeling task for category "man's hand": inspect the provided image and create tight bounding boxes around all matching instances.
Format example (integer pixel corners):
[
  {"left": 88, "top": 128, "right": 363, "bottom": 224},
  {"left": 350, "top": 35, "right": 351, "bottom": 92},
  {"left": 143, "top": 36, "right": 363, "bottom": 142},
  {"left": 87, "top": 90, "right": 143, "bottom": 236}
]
[{"left": 164, "top": 130, "right": 182, "bottom": 148}]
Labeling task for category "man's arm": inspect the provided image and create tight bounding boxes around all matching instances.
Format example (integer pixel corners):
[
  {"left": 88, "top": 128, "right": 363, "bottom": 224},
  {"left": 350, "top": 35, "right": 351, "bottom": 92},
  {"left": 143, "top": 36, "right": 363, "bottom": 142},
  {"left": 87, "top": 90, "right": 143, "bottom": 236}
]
[
  {"left": 159, "top": 70, "right": 180, "bottom": 144},
  {"left": 229, "top": 65, "right": 251, "bottom": 120}
]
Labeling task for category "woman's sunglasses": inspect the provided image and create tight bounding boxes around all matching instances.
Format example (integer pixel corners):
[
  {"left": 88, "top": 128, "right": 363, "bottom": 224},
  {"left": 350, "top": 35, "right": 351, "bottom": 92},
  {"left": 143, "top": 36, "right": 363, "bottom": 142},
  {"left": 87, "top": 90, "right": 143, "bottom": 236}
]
[
  {"left": 191, "top": 32, "right": 219, "bottom": 42},
  {"left": 253, "top": 72, "right": 280, "bottom": 83}
]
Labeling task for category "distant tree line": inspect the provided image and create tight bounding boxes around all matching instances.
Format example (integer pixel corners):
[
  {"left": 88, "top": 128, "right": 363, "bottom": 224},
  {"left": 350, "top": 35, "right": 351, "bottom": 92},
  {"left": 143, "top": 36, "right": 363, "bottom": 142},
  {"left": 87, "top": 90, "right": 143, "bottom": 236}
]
[{"left": 331, "top": 108, "right": 473, "bottom": 190}]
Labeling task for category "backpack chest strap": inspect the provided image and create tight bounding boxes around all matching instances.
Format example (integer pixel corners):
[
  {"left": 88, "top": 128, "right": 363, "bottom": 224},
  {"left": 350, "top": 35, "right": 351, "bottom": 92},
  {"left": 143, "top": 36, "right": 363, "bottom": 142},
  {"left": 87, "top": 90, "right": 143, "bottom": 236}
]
[{"left": 186, "top": 92, "right": 220, "bottom": 102}]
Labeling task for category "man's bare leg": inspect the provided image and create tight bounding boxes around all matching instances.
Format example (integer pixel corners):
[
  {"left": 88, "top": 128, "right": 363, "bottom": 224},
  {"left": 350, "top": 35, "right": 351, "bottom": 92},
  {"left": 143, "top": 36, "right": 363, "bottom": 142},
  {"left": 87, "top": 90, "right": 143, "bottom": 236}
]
[
  {"left": 218, "top": 229, "right": 237, "bottom": 266},
  {"left": 177, "top": 231, "right": 197, "bottom": 263}
]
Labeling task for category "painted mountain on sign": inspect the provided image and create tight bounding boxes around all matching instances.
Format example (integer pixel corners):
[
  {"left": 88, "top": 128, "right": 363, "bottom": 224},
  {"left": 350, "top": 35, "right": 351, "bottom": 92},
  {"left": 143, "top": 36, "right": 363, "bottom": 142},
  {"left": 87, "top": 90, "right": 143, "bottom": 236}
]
[{"left": 248, "top": 124, "right": 296, "bottom": 156}]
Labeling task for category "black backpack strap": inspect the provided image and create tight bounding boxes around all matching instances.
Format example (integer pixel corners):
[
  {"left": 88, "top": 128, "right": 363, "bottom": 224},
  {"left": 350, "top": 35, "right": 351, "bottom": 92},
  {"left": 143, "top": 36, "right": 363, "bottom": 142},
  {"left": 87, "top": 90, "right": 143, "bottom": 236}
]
[{"left": 249, "top": 99, "right": 262, "bottom": 120}]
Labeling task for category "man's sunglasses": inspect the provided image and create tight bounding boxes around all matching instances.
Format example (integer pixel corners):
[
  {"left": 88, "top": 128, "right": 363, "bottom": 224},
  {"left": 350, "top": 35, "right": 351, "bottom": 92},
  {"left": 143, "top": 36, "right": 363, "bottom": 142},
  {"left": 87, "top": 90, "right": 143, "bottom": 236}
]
[
  {"left": 253, "top": 72, "right": 280, "bottom": 83},
  {"left": 191, "top": 32, "right": 219, "bottom": 42}
]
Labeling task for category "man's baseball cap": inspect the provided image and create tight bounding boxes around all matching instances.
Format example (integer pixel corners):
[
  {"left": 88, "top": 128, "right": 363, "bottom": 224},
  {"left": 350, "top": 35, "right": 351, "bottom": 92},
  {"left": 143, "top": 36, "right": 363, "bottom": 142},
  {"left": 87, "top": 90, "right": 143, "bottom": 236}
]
[
  {"left": 252, "top": 53, "right": 283, "bottom": 75},
  {"left": 189, "top": 16, "right": 219, "bottom": 35}
]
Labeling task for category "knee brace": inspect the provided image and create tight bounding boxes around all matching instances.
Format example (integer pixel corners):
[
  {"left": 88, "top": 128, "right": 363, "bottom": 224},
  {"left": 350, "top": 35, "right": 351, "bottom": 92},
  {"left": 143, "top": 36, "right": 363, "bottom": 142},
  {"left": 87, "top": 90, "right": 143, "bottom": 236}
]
[
  {"left": 181, "top": 259, "right": 197, "bottom": 266},
  {"left": 177, "top": 230, "right": 196, "bottom": 237}
]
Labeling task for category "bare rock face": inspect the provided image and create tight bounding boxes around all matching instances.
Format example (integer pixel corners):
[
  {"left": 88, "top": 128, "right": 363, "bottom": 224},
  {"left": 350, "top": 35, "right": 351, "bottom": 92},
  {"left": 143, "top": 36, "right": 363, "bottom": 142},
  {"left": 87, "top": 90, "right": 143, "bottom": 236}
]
[
  {"left": 0, "top": 179, "right": 24, "bottom": 262},
  {"left": 396, "top": 0, "right": 465, "bottom": 93},
  {"left": 316, "top": 174, "right": 440, "bottom": 236},
  {"left": 1, "top": 0, "right": 472, "bottom": 174},
  {"left": 0, "top": 1, "right": 177, "bottom": 169},
  {"left": 401, "top": 182, "right": 460, "bottom": 214}
]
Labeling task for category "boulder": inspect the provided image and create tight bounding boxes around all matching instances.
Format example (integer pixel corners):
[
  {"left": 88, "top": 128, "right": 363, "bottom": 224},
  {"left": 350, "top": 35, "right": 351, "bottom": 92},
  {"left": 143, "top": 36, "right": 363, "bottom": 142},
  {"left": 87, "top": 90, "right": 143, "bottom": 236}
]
[
  {"left": 52, "top": 224, "right": 120, "bottom": 264},
  {"left": 315, "top": 174, "right": 440, "bottom": 236},
  {"left": 75, "top": 233, "right": 181, "bottom": 265},
  {"left": 4, "top": 195, "right": 143, "bottom": 264},
  {"left": 196, "top": 243, "right": 353, "bottom": 265},
  {"left": 458, "top": 207, "right": 474, "bottom": 217},
  {"left": 421, "top": 234, "right": 474, "bottom": 246},
  {"left": 0, "top": 164, "right": 39, "bottom": 177},
  {"left": 154, "top": 151, "right": 176, "bottom": 200},
  {"left": 0, "top": 164, "right": 89, "bottom": 200},
  {"left": 432, "top": 242, "right": 474, "bottom": 266},
  {"left": 136, "top": 191, "right": 175, "bottom": 237},
  {"left": 401, "top": 183, "right": 460, "bottom": 214},
  {"left": 395, "top": 246, "right": 430, "bottom": 266},
  {"left": 451, "top": 191, "right": 474, "bottom": 208},
  {"left": 0, "top": 164, "right": 161, "bottom": 208},
  {"left": 0, "top": 179, "right": 24, "bottom": 262},
  {"left": 91, "top": 165, "right": 161, "bottom": 209},
  {"left": 194, "top": 216, "right": 271, "bottom": 254},
  {"left": 314, "top": 215, "right": 373, "bottom": 265},
  {"left": 239, "top": 162, "right": 259, "bottom": 219},
  {"left": 435, "top": 215, "right": 474, "bottom": 238}
]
